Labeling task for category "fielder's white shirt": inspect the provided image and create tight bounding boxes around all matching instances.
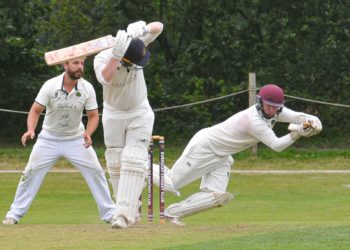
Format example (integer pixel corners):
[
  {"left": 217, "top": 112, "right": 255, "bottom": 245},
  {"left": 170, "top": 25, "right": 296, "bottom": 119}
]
[
  {"left": 94, "top": 32, "right": 161, "bottom": 111},
  {"left": 206, "top": 105, "right": 313, "bottom": 156},
  {"left": 35, "top": 73, "right": 98, "bottom": 139}
]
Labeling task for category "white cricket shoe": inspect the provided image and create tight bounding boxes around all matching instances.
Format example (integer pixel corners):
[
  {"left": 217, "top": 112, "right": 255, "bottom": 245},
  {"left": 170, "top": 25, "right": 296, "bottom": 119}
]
[
  {"left": 165, "top": 214, "right": 185, "bottom": 226},
  {"left": 2, "top": 217, "right": 17, "bottom": 225},
  {"left": 111, "top": 216, "right": 128, "bottom": 229},
  {"left": 152, "top": 164, "right": 181, "bottom": 196}
]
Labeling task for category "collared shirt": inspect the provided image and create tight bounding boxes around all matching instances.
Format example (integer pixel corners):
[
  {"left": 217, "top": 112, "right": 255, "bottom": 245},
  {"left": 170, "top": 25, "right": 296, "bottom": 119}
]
[
  {"left": 95, "top": 50, "right": 147, "bottom": 111},
  {"left": 94, "top": 32, "right": 161, "bottom": 111},
  {"left": 35, "top": 72, "right": 98, "bottom": 139},
  {"left": 206, "top": 105, "right": 312, "bottom": 156}
]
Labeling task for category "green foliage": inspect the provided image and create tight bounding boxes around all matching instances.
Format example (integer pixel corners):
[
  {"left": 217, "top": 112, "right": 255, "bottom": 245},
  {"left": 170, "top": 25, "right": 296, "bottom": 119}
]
[{"left": 0, "top": 0, "right": 349, "bottom": 144}]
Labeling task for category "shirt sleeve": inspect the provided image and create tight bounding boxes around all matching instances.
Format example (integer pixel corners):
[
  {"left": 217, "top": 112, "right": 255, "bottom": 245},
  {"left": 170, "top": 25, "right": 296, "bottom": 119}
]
[
  {"left": 94, "top": 49, "right": 111, "bottom": 85},
  {"left": 84, "top": 83, "right": 98, "bottom": 111},
  {"left": 249, "top": 118, "right": 295, "bottom": 152},
  {"left": 277, "top": 107, "right": 312, "bottom": 124},
  {"left": 34, "top": 81, "right": 50, "bottom": 107}
]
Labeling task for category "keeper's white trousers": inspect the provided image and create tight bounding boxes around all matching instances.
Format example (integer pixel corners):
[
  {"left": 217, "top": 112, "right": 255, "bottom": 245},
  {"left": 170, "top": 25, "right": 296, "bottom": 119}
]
[
  {"left": 5, "top": 130, "right": 115, "bottom": 223},
  {"left": 169, "top": 129, "right": 233, "bottom": 193}
]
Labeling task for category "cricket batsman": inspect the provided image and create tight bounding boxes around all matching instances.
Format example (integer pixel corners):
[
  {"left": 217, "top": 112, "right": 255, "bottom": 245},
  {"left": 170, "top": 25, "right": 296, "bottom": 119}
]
[{"left": 94, "top": 20, "right": 163, "bottom": 229}]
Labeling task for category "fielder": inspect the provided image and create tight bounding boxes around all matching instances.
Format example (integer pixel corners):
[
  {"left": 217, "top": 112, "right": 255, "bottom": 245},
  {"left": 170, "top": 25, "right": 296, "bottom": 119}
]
[
  {"left": 2, "top": 58, "right": 115, "bottom": 225},
  {"left": 94, "top": 20, "right": 163, "bottom": 229},
  {"left": 152, "top": 84, "right": 322, "bottom": 225}
]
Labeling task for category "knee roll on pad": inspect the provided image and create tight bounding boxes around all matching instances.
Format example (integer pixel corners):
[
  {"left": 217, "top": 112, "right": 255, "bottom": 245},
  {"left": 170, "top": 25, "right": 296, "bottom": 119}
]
[
  {"left": 121, "top": 144, "right": 148, "bottom": 172},
  {"left": 165, "top": 191, "right": 234, "bottom": 219}
]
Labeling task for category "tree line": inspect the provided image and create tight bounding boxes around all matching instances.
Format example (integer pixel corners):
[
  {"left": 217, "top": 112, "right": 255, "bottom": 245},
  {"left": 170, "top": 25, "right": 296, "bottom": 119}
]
[{"left": 0, "top": 0, "right": 349, "bottom": 146}]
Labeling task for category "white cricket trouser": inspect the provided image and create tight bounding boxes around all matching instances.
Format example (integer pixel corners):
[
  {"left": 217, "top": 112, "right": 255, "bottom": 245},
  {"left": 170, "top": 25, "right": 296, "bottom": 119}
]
[
  {"left": 102, "top": 99, "right": 155, "bottom": 148},
  {"left": 102, "top": 100, "right": 154, "bottom": 225},
  {"left": 5, "top": 130, "right": 116, "bottom": 222},
  {"left": 169, "top": 129, "right": 233, "bottom": 193}
]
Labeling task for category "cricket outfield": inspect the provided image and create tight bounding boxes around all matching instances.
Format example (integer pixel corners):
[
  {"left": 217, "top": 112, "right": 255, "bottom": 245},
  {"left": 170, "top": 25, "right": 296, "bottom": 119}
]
[{"left": 0, "top": 147, "right": 349, "bottom": 249}]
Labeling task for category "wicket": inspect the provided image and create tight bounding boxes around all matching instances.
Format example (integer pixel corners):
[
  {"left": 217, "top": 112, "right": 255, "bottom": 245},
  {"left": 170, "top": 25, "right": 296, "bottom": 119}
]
[{"left": 146, "top": 135, "right": 165, "bottom": 224}]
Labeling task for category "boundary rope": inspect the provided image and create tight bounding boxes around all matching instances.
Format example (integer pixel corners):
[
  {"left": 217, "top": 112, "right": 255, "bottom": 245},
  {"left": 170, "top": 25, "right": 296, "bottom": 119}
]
[
  {"left": 285, "top": 94, "right": 350, "bottom": 108},
  {"left": 0, "top": 88, "right": 349, "bottom": 115},
  {"left": 153, "top": 89, "right": 248, "bottom": 112}
]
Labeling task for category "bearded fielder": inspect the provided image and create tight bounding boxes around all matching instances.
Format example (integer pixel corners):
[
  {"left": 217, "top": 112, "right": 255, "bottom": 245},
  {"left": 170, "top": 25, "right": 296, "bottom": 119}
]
[
  {"left": 93, "top": 21, "right": 163, "bottom": 228},
  {"left": 152, "top": 84, "right": 322, "bottom": 225},
  {"left": 2, "top": 58, "right": 116, "bottom": 225}
]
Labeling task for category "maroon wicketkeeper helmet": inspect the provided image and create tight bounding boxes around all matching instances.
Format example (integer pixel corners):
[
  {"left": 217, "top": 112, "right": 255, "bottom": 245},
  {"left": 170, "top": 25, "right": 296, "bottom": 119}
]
[{"left": 257, "top": 84, "right": 285, "bottom": 108}]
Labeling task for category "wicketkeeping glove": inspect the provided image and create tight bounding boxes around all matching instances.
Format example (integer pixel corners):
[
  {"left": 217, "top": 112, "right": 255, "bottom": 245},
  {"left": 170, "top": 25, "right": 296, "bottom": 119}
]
[
  {"left": 290, "top": 123, "right": 316, "bottom": 140},
  {"left": 127, "top": 21, "right": 149, "bottom": 39},
  {"left": 306, "top": 115, "right": 322, "bottom": 133},
  {"left": 112, "top": 30, "right": 131, "bottom": 60}
]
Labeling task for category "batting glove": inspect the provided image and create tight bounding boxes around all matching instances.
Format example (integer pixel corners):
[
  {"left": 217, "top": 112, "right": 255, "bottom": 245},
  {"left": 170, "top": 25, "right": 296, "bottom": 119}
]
[
  {"left": 112, "top": 30, "right": 131, "bottom": 60},
  {"left": 290, "top": 123, "right": 316, "bottom": 140},
  {"left": 127, "top": 21, "right": 149, "bottom": 39}
]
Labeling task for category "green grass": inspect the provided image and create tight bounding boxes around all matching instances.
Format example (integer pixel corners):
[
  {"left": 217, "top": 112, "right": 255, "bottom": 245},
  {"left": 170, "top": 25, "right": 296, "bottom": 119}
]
[
  {"left": 1, "top": 145, "right": 350, "bottom": 170},
  {"left": 0, "top": 146, "right": 350, "bottom": 249},
  {"left": 168, "top": 226, "right": 350, "bottom": 250},
  {"left": 1, "top": 171, "right": 350, "bottom": 249}
]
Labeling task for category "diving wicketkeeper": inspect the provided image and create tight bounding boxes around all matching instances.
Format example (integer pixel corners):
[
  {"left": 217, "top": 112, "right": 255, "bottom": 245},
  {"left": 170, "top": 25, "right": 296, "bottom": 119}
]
[{"left": 152, "top": 84, "right": 322, "bottom": 225}]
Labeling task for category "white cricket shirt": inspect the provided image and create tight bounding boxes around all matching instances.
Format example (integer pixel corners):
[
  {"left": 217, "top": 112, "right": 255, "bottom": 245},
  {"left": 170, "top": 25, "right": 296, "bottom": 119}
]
[
  {"left": 35, "top": 73, "right": 98, "bottom": 139},
  {"left": 206, "top": 105, "right": 312, "bottom": 156},
  {"left": 94, "top": 32, "right": 161, "bottom": 111}
]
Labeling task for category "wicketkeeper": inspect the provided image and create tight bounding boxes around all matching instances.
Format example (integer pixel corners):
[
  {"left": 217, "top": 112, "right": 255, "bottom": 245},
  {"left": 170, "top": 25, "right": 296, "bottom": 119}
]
[{"left": 152, "top": 84, "right": 322, "bottom": 225}]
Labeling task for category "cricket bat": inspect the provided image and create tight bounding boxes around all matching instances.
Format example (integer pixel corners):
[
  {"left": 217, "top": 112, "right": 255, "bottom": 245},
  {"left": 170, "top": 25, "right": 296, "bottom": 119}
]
[
  {"left": 288, "top": 122, "right": 311, "bottom": 131},
  {"left": 44, "top": 35, "right": 116, "bottom": 66}
]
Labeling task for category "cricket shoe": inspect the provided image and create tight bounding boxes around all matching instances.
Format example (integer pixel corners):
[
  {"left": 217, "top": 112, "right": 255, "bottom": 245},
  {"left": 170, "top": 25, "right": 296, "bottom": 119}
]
[
  {"left": 152, "top": 164, "right": 181, "bottom": 196},
  {"left": 2, "top": 217, "right": 17, "bottom": 225},
  {"left": 111, "top": 216, "right": 128, "bottom": 229},
  {"left": 164, "top": 214, "right": 185, "bottom": 226}
]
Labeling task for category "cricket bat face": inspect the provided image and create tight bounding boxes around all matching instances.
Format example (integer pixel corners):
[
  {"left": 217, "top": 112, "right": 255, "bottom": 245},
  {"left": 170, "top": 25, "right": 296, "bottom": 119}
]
[{"left": 44, "top": 35, "right": 115, "bottom": 66}]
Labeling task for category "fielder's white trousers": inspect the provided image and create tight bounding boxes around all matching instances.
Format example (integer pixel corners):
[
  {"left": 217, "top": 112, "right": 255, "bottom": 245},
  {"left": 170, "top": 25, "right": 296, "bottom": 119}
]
[
  {"left": 169, "top": 128, "right": 233, "bottom": 193},
  {"left": 5, "top": 130, "right": 116, "bottom": 223}
]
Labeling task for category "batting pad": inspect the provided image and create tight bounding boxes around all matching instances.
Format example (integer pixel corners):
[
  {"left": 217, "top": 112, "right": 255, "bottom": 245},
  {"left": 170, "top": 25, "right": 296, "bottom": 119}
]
[
  {"left": 105, "top": 148, "right": 122, "bottom": 201},
  {"left": 105, "top": 148, "right": 122, "bottom": 174},
  {"left": 152, "top": 164, "right": 180, "bottom": 196},
  {"left": 113, "top": 165, "right": 146, "bottom": 225},
  {"left": 165, "top": 191, "right": 233, "bottom": 219}
]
